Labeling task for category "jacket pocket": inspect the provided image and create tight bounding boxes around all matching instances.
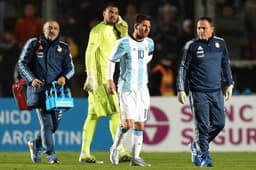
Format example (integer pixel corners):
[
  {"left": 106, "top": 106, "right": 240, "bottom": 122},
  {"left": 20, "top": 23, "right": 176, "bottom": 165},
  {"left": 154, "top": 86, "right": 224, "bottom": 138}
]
[{"left": 26, "top": 86, "right": 44, "bottom": 108}]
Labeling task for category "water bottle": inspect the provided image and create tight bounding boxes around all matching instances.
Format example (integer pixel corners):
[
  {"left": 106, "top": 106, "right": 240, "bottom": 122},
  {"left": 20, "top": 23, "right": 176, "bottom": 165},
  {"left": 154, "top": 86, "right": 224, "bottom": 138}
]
[
  {"left": 58, "top": 86, "right": 65, "bottom": 98},
  {"left": 45, "top": 89, "right": 51, "bottom": 110},
  {"left": 65, "top": 88, "right": 71, "bottom": 98},
  {"left": 51, "top": 87, "right": 57, "bottom": 98},
  {"left": 45, "top": 90, "right": 49, "bottom": 97}
]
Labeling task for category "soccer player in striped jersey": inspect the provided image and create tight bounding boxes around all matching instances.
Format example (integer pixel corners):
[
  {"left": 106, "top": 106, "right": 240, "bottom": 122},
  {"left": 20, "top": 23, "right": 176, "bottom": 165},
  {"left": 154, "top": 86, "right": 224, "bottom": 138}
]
[{"left": 107, "top": 14, "right": 154, "bottom": 167}]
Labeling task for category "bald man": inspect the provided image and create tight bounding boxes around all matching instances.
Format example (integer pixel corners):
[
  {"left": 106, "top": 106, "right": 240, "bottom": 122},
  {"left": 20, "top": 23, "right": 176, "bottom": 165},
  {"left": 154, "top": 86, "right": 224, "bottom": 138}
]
[{"left": 16, "top": 20, "right": 75, "bottom": 164}]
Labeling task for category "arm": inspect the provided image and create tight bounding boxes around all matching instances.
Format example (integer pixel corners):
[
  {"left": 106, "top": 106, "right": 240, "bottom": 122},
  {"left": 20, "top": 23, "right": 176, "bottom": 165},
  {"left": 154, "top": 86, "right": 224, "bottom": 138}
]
[
  {"left": 63, "top": 47, "right": 75, "bottom": 80},
  {"left": 16, "top": 38, "right": 37, "bottom": 85},
  {"left": 60, "top": 46, "right": 75, "bottom": 85},
  {"left": 146, "top": 38, "right": 155, "bottom": 63},
  {"left": 176, "top": 42, "right": 192, "bottom": 104},
  {"left": 176, "top": 44, "right": 192, "bottom": 92},
  {"left": 85, "top": 29, "right": 99, "bottom": 75},
  {"left": 222, "top": 40, "right": 234, "bottom": 101},
  {"left": 83, "top": 28, "right": 100, "bottom": 92},
  {"left": 222, "top": 41, "right": 234, "bottom": 86},
  {"left": 106, "top": 40, "right": 125, "bottom": 94},
  {"left": 106, "top": 61, "right": 116, "bottom": 94}
]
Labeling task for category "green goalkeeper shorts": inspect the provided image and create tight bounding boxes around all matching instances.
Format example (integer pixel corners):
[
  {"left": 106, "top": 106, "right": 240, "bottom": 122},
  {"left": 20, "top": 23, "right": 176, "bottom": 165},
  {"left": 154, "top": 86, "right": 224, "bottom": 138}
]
[{"left": 87, "top": 84, "right": 120, "bottom": 116}]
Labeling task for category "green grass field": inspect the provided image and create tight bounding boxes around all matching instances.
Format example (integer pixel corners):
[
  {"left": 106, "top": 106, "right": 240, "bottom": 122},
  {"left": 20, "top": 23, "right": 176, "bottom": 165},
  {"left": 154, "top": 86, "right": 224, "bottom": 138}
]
[{"left": 0, "top": 152, "right": 256, "bottom": 170}]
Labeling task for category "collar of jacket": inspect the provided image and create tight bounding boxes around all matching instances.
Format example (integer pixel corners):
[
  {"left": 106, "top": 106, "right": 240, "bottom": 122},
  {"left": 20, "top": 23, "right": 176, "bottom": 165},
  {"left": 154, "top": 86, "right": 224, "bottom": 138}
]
[
  {"left": 39, "top": 33, "right": 60, "bottom": 48},
  {"left": 197, "top": 35, "right": 214, "bottom": 43}
]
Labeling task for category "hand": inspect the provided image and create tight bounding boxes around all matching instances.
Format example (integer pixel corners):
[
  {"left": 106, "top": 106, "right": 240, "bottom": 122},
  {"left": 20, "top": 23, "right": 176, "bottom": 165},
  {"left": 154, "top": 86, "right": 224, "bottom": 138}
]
[
  {"left": 115, "top": 16, "right": 128, "bottom": 37},
  {"left": 225, "top": 85, "right": 233, "bottom": 101},
  {"left": 57, "top": 76, "right": 66, "bottom": 86},
  {"left": 106, "top": 80, "right": 116, "bottom": 95},
  {"left": 31, "top": 79, "right": 43, "bottom": 87},
  {"left": 83, "top": 72, "right": 97, "bottom": 92},
  {"left": 177, "top": 91, "right": 187, "bottom": 104}
]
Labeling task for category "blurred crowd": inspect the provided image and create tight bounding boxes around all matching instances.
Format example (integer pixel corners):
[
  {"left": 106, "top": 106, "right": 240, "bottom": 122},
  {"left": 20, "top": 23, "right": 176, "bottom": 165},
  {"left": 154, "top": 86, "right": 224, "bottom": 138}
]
[{"left": 0, "top": 0, "right": 255, "bottom": 97}]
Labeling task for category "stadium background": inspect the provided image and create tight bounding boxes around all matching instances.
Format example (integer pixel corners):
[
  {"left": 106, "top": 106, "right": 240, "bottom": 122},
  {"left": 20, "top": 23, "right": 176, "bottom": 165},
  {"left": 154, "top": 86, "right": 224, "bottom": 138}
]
[{"left": 0, "top": 0, "right": 256, "bottom": 153}]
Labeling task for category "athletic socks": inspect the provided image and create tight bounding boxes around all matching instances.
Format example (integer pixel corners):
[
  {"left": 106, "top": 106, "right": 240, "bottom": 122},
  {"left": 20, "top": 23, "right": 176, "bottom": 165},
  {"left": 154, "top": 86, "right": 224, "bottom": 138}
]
[
  {"left": 112, "top": 125, "right": 128, "bottom": 149},
  {"left": 80, "top": 114, "right": 98, "bottom": 156},
  {"left": 131, "top": 129, "right": 143, "bottom": 159}
]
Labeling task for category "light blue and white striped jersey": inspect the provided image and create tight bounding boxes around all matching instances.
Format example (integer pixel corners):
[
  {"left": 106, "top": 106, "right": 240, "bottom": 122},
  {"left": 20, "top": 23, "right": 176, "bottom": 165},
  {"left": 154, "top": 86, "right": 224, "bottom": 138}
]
[{"left": 110, "top": 35, "right": 154, "bottom": 92}]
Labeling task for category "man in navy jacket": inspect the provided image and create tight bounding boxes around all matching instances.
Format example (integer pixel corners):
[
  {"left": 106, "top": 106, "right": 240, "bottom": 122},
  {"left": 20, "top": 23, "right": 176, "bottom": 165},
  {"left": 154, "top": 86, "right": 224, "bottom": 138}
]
[
  {"left": 16, "top": 20, "right": 74, "bottom": 164},
  {"left": 176, "top": 17, "right": 233, "bottom": 167}
]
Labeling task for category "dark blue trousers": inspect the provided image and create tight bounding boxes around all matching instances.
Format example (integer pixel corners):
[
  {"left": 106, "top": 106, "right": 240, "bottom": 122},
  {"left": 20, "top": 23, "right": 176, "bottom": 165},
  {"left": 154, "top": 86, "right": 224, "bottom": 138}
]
[
  {"left": 34, "top": 108, "right": 61, "bottom": 155},
  {"left": 189, "top": 90, "right": 225, "bottom": 157}
]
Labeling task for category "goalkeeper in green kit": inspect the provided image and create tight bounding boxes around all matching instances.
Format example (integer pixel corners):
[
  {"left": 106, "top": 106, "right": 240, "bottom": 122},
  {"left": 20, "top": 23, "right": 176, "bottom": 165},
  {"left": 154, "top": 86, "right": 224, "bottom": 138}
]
[{"left": 79, "top": 2, "right": 131, "bottom": 163}]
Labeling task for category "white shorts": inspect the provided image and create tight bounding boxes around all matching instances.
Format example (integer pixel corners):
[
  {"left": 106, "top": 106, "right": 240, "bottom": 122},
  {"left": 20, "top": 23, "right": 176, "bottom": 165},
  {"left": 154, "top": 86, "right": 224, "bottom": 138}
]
[{"left": 119, "top": 87, "right": 150, "bottom": 122}]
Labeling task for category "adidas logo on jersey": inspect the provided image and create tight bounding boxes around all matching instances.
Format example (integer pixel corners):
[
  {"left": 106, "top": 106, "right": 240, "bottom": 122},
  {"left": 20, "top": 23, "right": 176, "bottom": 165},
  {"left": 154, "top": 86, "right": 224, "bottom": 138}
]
[{"left": 196, "top": 46, "right": 205, "bottom": 58}]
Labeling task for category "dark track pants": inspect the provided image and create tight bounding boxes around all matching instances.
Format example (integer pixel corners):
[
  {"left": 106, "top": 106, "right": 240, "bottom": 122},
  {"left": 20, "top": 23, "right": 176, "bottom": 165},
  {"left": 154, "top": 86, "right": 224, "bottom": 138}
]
[
  {"left": 189, "top": 90, "right": 225, "bottom": 157},
  {"left": 34, "top": 108, "right": 61, "bottom": 155}
]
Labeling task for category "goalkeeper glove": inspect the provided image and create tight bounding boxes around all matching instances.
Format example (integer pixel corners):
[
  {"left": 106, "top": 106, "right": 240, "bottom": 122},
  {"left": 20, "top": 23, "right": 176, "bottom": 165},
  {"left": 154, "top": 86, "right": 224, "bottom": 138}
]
[
  {"left": 177, "top": 91, "right": 187, "bottom": 104},
  {"left": 83, "top": 72, "right": 97, "bottom": 92},
  {"left": 225, "top": 84, "right": 233, "bottom": 101},
  {"left": 115, "top": 16, "right": 128, "bottom": 37}
]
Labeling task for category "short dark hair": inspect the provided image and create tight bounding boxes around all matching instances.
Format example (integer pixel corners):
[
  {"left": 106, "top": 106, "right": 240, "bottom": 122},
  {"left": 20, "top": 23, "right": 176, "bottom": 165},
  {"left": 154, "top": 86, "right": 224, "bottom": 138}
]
[
  {"left": 103, "top": 1, "right": 120, "bottom": 11},
  {"left": 198, "top": 16, "right": 214, "bottom": 26},
  {"left": 135, "top": 14, "right": 152, "bottom": 24}
]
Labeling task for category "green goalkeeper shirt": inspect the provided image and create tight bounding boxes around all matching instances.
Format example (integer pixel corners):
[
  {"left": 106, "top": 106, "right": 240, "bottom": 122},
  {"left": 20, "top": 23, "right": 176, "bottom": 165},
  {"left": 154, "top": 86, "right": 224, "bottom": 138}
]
[{"left": 85, "top": 19, "right": 128, "bottom": 85}]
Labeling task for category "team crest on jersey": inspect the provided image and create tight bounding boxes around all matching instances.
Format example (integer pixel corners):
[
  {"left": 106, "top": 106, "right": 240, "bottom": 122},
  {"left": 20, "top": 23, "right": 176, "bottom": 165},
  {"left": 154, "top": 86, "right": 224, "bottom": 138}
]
[
  {"left": 215, "top": 42, "right": 220, "bottom": 48},
  {"left": 196, "top": 46, "right": 205, "bottom": 58}
]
